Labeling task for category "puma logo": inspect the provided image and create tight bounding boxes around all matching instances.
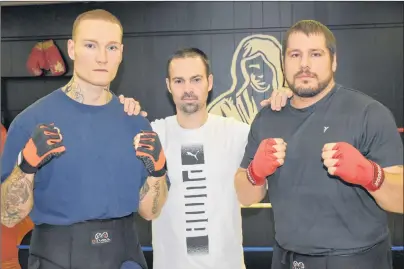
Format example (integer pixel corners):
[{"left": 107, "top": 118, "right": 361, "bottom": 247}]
[
  {"left": 323, "top": 126, "right": 329, "bottom": 133},
  {"left": 186, "top": 151, "right": 199, "bottom": 161}
]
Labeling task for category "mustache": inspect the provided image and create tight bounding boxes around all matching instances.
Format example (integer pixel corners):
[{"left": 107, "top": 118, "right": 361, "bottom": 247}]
[
  {"left": 181, "top": 92, "right": 198, "bottom": 100},
  {"left": 295, "top": 70, "right": 317, "bottom": 78}
]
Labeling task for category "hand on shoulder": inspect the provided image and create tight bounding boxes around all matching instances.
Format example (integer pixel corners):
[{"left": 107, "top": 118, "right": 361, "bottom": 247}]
[
  {"left": 118, "top": 95, "right": 148, "bottom": 117},
  {"left": 260, "top": 87, "right": 293, "bottom": 111}
]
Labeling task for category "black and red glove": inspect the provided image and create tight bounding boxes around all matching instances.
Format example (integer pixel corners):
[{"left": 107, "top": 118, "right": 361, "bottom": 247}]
[
  {"left": 42, "top": 40, "right": 66, "bottom": 76},
  {"left": 135, "top": 131, "right": 166, "bottom": 177},
  {"left": 247, "top": 138, "right": 286, "bottom": 186},
  {"left": 18, "top": 123, "right": 66, "bottom": 174},
  {"left": 322, "top": 142, "right": 385, "bottom": 192},
  {"left": 26, "top": 42, "right": 48, "bottom": 76}
]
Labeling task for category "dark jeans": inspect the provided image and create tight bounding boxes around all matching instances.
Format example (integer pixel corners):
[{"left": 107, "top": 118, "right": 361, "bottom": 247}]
[
  {"left": 271, "top": 238, "right": 393, "bottom": 269},
  {"left": 27, "top": 214, "right": 148, "bottom": 269}
]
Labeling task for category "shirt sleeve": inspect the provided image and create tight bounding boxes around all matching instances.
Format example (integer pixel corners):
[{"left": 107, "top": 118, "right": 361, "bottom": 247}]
[
  {"left": 359, "top": 101, "right": 403, "bottom": 168},
  {"left": 239, "top": 111, "right": 264, "bottom": 169},
  {"left": 1, "top": 119, "right": 31, "bottom": 183}
]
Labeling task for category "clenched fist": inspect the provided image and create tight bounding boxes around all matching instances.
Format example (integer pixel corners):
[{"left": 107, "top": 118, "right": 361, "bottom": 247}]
[
  {"left": 247, "top": 138, "right": 287, "bottom": 186},
  {"left": 18, "top": 123, "right": 66, "bottom": 174},
  {"left": 322, "top": 142, "right": 385, "bottom": 192},
  {"left": 134, "top": 131, "right": 166, "bottom": 177}
]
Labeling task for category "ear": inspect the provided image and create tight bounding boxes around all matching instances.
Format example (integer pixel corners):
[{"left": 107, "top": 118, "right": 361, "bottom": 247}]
[
  {"left": 166, "top": 78, "right": 172, "bottom": 94},
  {"left": 332, "top": 53, "right": 337, "bottom": 72},
  {"left": 119, "top": 44, "right": 124, "bottom": 63},
  {"left": 67, "top": 39, "right": 75, "bottom": 61},
  {"left": 208, "top": 74, "right": 213, "bottom": 92}
]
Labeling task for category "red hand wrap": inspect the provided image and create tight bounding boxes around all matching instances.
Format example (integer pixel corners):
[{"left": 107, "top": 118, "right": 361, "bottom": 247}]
[
  {"left": 247, "top": 138, "right": 280, "bottom": 186},
  {"left": 247, "top": 162, "right": 266, "bottom": 186},
  {"left": 332, "top": 142, "right": 385, "bottom": 192}
]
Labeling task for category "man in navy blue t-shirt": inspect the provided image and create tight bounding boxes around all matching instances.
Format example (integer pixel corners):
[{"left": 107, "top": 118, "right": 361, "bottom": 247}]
[
  {"left": 235, "top": 20, "right": 403, "bottom": 269},
  {"left": 0, "top": 9, "right": 168, "bottom": 269}
]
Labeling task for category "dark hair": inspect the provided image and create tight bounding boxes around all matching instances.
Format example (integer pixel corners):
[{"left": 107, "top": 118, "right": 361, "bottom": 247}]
[
  {"left": 282, "top": 20, "right": 336, "bottom": 58},
  {"left": 166, "top": 48, "right": 211, "bottom": 78}
]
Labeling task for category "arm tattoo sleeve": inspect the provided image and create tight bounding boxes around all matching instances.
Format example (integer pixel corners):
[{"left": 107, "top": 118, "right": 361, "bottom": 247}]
[
  {"left": 139, "top": 181, "right": 150, "bottom": 201},
  {"left": 1, "top": 166, "right": 34, "bottom": 226},
  {"left": 151, "top": 181, "right": 161, "bottom": 215}
]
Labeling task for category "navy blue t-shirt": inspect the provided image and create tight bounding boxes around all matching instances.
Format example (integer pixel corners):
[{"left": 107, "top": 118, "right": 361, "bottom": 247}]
[
  {"left": 241, "top": 84, "right": 403, "bottom": 255},
  {"left": 1, "top": 89, "right": 151, "bottom": 225}
]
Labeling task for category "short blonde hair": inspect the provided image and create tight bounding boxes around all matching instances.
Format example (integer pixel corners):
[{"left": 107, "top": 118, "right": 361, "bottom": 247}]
[{"left": 72, "top": 9, "right": 123, "bottom": 40}]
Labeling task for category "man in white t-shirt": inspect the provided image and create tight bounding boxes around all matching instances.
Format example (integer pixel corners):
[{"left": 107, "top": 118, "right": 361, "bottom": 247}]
[{"left": 127, "top": 48, "right": 289, "bottom": 269}]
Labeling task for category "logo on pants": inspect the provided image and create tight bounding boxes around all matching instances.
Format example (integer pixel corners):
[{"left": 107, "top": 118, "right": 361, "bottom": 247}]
[
  {"left": 293, "top": 261, "right": 305, "bottom": 269},
  {"left": 92, "top": 231, "right": 111, "bottom": 245}
]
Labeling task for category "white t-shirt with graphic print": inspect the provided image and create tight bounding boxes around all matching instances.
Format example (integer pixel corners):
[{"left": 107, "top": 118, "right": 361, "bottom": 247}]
[{"left": 150, "top": 113, "right": 250, "bottom": 269}]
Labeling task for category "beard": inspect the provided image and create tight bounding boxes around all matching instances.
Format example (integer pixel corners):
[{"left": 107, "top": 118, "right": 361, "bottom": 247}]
[
  {"left": 180, "top": 103, "right": 201, "bottom": 114},
  {"left": 287, "top": 70, "right": 333, "bottom": 98},
  {"left": 179, "top": 91, "right": 201, "bottom": 114}
]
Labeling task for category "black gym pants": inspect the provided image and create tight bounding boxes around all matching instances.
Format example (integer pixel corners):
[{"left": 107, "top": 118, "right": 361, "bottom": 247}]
[
  {"left": 271, "top": 237, "right": 393, "bottom": 269},
  {"left": 28, "top": 214, "right": 148, "bottom": 269}
]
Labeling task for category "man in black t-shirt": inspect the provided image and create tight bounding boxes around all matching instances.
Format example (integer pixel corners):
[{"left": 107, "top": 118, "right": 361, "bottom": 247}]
[{"left": 234, "top": 20, "right": 403, "bottom": 269}]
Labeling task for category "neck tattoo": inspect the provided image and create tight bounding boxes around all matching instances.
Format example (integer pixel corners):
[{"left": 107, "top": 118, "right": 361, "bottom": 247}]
[{"left": 62, "top": 79, "right": 112, "bottom": 104}]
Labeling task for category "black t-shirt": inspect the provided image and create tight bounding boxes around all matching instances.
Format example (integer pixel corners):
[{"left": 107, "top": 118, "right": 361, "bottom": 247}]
[{"left": 240, "top": 84, "right": 403, "bottom": 255}]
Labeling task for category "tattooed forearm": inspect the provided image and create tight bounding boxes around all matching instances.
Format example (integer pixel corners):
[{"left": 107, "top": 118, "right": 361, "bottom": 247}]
[
  {"left": 138, "top": 176, "right": 168, "bottom": 220},
  {"left": 139, "top": 181, "right": 150, "bottom": 201},
  {"left": 1, "top": 166, "right": 34, "bottom": 227},
  {"left": 151, "top": 181, "right": 161, "bottom": 215}
]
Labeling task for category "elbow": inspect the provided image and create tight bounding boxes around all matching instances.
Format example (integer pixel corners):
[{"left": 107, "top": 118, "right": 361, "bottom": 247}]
[
  {"left": 141, "top": 214, "right": 154, "bottom": 221},
  {"left": 140, "top": 211, "right": 161, "bottom": 221},
  {"left": 138, "top": 203, "right": 164, "bottom": 221},
  {"left": 238, "top": 200, "right": 253, "bottom": 207},
  {"left": 237, "top": 193, "right": 265, "bottom": 207},
  {"left": 1, "top": 218, "right": 18, "bottom": 228},
  {"left": 381, "top": 202, "right": 404, "bottom": 214}
]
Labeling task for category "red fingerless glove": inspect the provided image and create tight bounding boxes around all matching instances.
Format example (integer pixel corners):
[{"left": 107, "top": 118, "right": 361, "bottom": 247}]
[
  {"left": 331, "top": 142, "right": 385, "bottom": 192},
  {"left": 247, "top": 138, "right": 280, "bottom": 186}
]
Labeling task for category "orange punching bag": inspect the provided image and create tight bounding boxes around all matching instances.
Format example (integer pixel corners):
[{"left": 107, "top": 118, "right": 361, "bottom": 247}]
[{"left": 1, "top": 123, "right": 34, "bottom": 269}]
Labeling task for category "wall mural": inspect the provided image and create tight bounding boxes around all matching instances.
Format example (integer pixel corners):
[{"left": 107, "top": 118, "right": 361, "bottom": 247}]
[{"left": 208, "top": 34, "right": 285, "bottom": 125}]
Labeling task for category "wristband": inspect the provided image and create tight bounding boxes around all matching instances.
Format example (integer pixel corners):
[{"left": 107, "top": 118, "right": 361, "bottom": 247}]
[
  {"left": 17, "top": 151, "right": 38, "bottom": 174},
  {"left": 150, "top": 168, "right": 167, "bottom": 178},
  {"left": 247, "top": 163, "right": 266, "bottom": 186},
  {"left": 363, "top": 160, "right": 385, "bottom": 192}
]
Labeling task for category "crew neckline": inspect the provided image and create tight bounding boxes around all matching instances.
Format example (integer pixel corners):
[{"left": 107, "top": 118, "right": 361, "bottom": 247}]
[
  {"left": 287, "top": 84, "right": 341, "bottom": 114},
  {"left": 56, "top": 88, "right": 117, "bottom": 111},
  {"left": 173, "top": 113, "right": 212, "bottom": 133}
]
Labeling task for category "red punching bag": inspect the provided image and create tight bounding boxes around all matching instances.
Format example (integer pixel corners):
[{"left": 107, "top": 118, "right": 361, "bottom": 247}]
[
  {"left": 0, "top": 123, "right": 6, "bottom": 155},
  {"left": 1, "top": 123, "right": 35, "bottom": 269}
]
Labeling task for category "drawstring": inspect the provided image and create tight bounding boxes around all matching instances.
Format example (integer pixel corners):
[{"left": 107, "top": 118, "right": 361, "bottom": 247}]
[
  {"left": 289, "top": 252, "right": 295, "bottom": 269},
  {"left": 281, "top": 249, "right": 295, "bottom": 269},
  {"left": 281, "top": 249, "right": 288, "bottom": 264}
]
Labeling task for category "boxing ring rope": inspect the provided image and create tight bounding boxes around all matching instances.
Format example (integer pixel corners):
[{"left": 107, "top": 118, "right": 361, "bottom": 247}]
[{"left": 15, "top": 128, "right": 404, "bottom": 253}]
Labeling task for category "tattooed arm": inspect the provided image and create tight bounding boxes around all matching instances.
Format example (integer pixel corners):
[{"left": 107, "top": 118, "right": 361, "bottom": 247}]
[
  {"left": 138, "top": 175, "right": 168, "bottom": 221},
  {"left": 1, "top": 165, "right": 35, "bottom": 227}
]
